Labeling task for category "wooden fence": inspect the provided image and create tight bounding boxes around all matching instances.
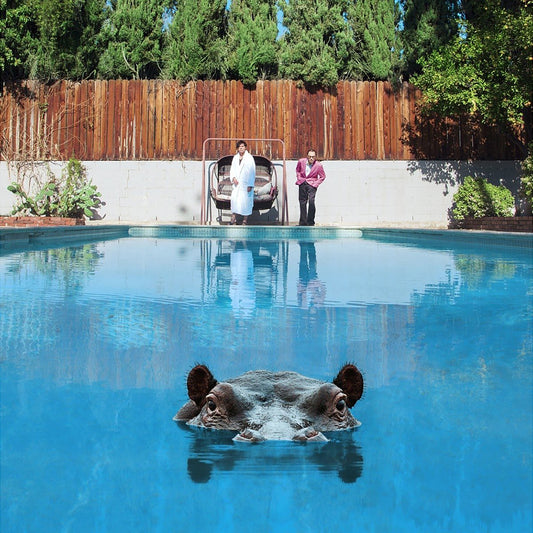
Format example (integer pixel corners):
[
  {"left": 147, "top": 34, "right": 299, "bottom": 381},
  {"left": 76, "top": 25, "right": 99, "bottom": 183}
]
[{"left": 0, "top": 79, "right": 521, "bottom": 162}]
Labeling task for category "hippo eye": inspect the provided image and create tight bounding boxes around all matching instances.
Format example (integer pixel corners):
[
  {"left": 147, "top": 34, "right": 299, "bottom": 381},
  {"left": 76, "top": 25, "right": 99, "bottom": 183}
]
[
  {"left": 207, "top": 399, "right": 216, "bottom": 412},
  {"left": 336, "top": 399, "right": 346, "bottom": 412}
]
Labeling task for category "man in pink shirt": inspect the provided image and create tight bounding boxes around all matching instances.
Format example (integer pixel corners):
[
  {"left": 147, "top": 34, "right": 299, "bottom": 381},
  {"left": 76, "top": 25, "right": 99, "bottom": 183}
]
[{"left": 295, "top": 149, "right": 326, "bottom": 226}]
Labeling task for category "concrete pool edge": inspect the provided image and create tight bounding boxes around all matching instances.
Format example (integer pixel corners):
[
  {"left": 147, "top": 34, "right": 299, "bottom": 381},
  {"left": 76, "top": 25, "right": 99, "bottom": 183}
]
[{"left": 0, "top": 224, "right": 531, "bottom": 249}]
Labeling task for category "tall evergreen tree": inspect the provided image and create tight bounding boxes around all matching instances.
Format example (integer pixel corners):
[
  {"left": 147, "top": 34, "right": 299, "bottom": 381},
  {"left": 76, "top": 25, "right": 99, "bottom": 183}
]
[
  {"left": 4, "top": 0, "right": 107, "bottom": 81},
  {"left": 97, "top": 0, "right": 166, "bottom": 79},
  {"left": 347, "top": 0, "right": 400, "bottom": 80},
  {"left": 162, "top": 0, "right": 228, "bottom": 81},
  {"left": 401, "top": 0, "right": 460, "bottom": 77},
  {"left": 278, "top": 0, "right": 356, "bottom": 87},
  {"left": 226, "top": 0, "right": 279, "bottom": 84}
]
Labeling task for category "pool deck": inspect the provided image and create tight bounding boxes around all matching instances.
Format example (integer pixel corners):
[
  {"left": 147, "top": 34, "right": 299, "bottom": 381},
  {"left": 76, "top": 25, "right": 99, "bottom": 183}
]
[{"left": 0, "top": 224, "right": 531, "bottom": 250}]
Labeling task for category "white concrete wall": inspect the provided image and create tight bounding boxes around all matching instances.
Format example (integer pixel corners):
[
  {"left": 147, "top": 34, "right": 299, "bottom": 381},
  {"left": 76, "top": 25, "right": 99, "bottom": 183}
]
[{"left": 0, "top": 159, "right": 521, "bottom": 227}]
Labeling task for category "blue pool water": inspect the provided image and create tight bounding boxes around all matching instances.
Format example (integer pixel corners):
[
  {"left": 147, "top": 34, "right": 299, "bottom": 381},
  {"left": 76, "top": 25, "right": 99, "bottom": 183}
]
[{"left": 1, "top": 229, "right": 532, "bottom": 532}]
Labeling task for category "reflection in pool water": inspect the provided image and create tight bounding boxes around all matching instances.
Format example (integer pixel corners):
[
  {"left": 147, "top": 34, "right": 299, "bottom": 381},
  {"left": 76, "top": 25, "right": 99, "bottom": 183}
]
[
  {"left": 0, "top": 233, "right": 531, "bottom": 532},
  {"left": 180, "top": 423, "right": 364, "bottom": 484}
]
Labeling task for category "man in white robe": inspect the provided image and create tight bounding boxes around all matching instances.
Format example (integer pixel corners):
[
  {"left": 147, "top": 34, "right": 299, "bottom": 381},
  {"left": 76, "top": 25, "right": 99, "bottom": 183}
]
[{"left": 230, "top": 140, "right": 256, "bottom": 225}]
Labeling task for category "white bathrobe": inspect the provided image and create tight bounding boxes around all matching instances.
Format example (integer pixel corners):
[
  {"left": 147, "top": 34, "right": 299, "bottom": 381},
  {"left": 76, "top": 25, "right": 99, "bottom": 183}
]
[
  {"left": 230, "top": 247, "right": 256, "bottom": 318},
  {"left": 230, "top": 150, "right": 256, "bottom": 216}
]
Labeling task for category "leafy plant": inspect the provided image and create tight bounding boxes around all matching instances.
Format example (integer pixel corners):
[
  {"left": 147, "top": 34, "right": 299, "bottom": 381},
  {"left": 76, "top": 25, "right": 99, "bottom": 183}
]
[
  {"left": 8, "top": 157, "right": 101, "bottom": 218},
  {"left": 452, "top": 176, "right": 515, "bottom": 222},
  {"left": 519, "top": 142, "right": 533, "bottom": 210},
  {"left": 7, "top": 180, "right": 58, "bottom": 216}
]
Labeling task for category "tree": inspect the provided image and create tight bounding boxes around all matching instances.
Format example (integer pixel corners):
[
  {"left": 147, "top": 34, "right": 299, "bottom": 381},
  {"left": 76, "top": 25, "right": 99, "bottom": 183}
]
[
  {"left": 162, "top": 0, "right": 228, "bottom": 81},
  {"left": 347, "top": 0, "right": 400, "bottom": 80},
  {"left": 226, "top": 0, "right": 279, "bottom": 84},
  {"left": 0, "top": 0, "right": 38, "bottom": 81},
  {"left": 400, "top": 0, "right": 460, "bottom": 77},
  {"left": 412, "top": 0, "right": 532, "bottom": 156},
  {"left": 278, "top": 0, "right": 358, "bottom": 86},
  {"left": 97, "top": 0, "right": 166, "bottom": 79},
  {"left": 21, "top": 0, "right": 107, "bottom": 80}
]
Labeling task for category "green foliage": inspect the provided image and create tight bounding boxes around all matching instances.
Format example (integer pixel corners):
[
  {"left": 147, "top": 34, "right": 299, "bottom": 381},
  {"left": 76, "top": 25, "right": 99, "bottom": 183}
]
[
  {"left": 400, "top": 0, "right": 460, "bottom": 77},
  {"left": 162, "top": 0, "right": 228, "bottom": 81},
  {"left": 226, "top": 0, "right": 279, "bottom": 84},
  {"left": 348, "top": 0, "right": 401, "bottom": 80},
  {"left": 519, "top": 142, "right": 533, "bottom": 207},
  {"left": 412, "top": 0, "right": 532, "bottom": 155},
  {"left": 278, "top": 0, "right": 356, "bottom": 87},
  {"left": 56, "top": 158, "right": 102, "bottom": 218},
  {"left": 8, "top": 158, "right": 101, "bottom": 218},
  {"left": 452, "top": 176, "right": 515, "bottom": 222},
  {"left": 97, "top": 0, "right": 166, "bottom": 79},
  {"left": 7, "top": 0, "right": 528, "bottom": 95},
  {"left": 7, "top": 180, "right": 58, "bottom": 216},
  {"left": 24, "top": 0, "right": 107, "bottom": 81},
  {"left": 0, "top": 0, "right": 38, "bottom": 80}
]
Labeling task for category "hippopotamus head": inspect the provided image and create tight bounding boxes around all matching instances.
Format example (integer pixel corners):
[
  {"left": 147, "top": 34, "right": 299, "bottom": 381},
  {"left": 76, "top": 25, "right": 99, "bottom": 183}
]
[{"left": 173, "top": 364, "right": 364, "bottom": 442}]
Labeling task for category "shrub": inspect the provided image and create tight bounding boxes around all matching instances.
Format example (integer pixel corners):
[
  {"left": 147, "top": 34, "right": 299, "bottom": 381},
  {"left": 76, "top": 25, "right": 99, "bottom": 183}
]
[
  {"left": 519, "top": 142, "right": 533, "bottom": 210},
  {"left": 452, "top": 176, "right": 515, "bottom": 222},
  {"left": 8, "top": 158, "right": 101, "bottom": 219}
]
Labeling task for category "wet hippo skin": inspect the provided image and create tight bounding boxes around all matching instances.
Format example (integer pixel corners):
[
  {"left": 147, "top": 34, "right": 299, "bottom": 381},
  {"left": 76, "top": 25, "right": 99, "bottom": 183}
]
[{"left": 174, "top": 364, "right": 364, "bottom": 442}]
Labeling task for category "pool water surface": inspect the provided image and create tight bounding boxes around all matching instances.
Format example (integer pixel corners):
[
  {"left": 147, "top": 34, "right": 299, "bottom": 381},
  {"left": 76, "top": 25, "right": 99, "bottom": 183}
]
[{"left": 1, "top": 231, "right": 531, "bottom": 532}]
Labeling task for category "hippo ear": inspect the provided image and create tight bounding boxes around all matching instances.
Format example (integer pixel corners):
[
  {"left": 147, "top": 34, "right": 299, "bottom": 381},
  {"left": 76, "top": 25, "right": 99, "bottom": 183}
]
[
  {"left": 187, "top": 365, "right": 218, "bottom": 407},
  {"left": 333, "top": 364, "right": 364, "bottom": 408}
]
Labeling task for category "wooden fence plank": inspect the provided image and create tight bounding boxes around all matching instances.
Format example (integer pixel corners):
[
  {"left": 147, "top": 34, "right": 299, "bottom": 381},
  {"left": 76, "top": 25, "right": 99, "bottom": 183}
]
[
  {"left": 195, "top": 80, "right": 204, "bottom": 157},
  {"left": 382, "top": 82, "right": 391, "bottom": 160},
  {"left": 83, "top": 81, "right": 92, "bottom": 160},
  {"left": 353, "top": 81, "right": 363, "bottom": 160},
  {"left": 104, "top": 80, "right": 114, "bottom": 160},
  {"left": 249, "top": 81, "right": 258, "bottom": 147},
  {"left": 261, "top": 80, "right": 270, "bottom": 156},
  {"left": 281, "top": 81, "right": 290, "bottom": 160},
  {"left": 236, "top": 81, "right": 244, "bottom": 140},
  {"left": 122, "top": 81, "right": 130, "bottom": 159},
  {"left": 114, "top": 79, "right": 123, "bottom": 159},
  {"left": 339, "top": 82, "right": 349, "bottom": 159},
  {"left": 389, "top": 82, "right": 397, "bottom": 159},
  {"left": 154, "top": 80, "right": 163, "bottom": 158},
  {"left": 167, "top": 82, "right": 176, "bottom": 158},
  {"left": 400, "top": 82, "right": 410, "bottom": 160},
  {"left": 243, "top": 84, "right": 251, "bottom": 144},
  {"left": 161, "top": 81, "right": 169, "bottom": 159},
  {"left": 204, "top": 81, "right": 213, "bottom": 158},
  {"left": 91, "top": 80, "right": 101, "bottom": 159}
]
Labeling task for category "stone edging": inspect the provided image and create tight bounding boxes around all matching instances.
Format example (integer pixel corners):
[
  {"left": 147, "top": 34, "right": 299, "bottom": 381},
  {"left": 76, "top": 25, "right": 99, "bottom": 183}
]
[
  {"left": 0, "top": 216, "right": 85, "bottom": 227},
  {"left": 454, "top": 216, "right": 533, "bottom": 233}
]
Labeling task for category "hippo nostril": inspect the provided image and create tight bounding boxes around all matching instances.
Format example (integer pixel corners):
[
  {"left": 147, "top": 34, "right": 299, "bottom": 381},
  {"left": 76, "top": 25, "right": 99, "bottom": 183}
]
[
  {"left": 293, "top": 427, "right": 328, "bottom": 442},
  {"left": 233, "top": 428, "right": 265, "bottom": 443}
]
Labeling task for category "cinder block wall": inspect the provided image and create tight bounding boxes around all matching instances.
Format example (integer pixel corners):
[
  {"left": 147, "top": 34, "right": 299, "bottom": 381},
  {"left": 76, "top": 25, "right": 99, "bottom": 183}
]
[{"left": 0, "top": 160, "right": 521, "bottom": 227}]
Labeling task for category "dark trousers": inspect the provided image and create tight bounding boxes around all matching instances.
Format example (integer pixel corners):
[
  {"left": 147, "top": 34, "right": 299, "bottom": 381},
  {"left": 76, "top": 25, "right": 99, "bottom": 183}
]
[{"left": 298, "top": 182, "right": 317, "bottom": 226}]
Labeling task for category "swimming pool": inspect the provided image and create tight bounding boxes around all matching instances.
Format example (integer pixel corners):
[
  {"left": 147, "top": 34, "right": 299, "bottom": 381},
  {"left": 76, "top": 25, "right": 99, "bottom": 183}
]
[{"left": 1, "top": 228, "right": 531, "bottom": 532}]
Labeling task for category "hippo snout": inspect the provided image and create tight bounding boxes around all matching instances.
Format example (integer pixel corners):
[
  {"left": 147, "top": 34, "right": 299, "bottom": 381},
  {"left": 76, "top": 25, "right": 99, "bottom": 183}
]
[{"left": 233, "top": 425, "right": 328, "bottom": 443}]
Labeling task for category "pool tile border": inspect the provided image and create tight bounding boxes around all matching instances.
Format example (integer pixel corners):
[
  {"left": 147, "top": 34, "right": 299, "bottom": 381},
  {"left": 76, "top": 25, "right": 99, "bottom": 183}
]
[
  {"left": 0, "top": 224, "right": 531, "bottom": 249},
  {"left": 127, "top": 225, "right": 364, "bottom": 239},
  {"left": 0, "top": 224, "right": 130, "bottom": 246}
]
